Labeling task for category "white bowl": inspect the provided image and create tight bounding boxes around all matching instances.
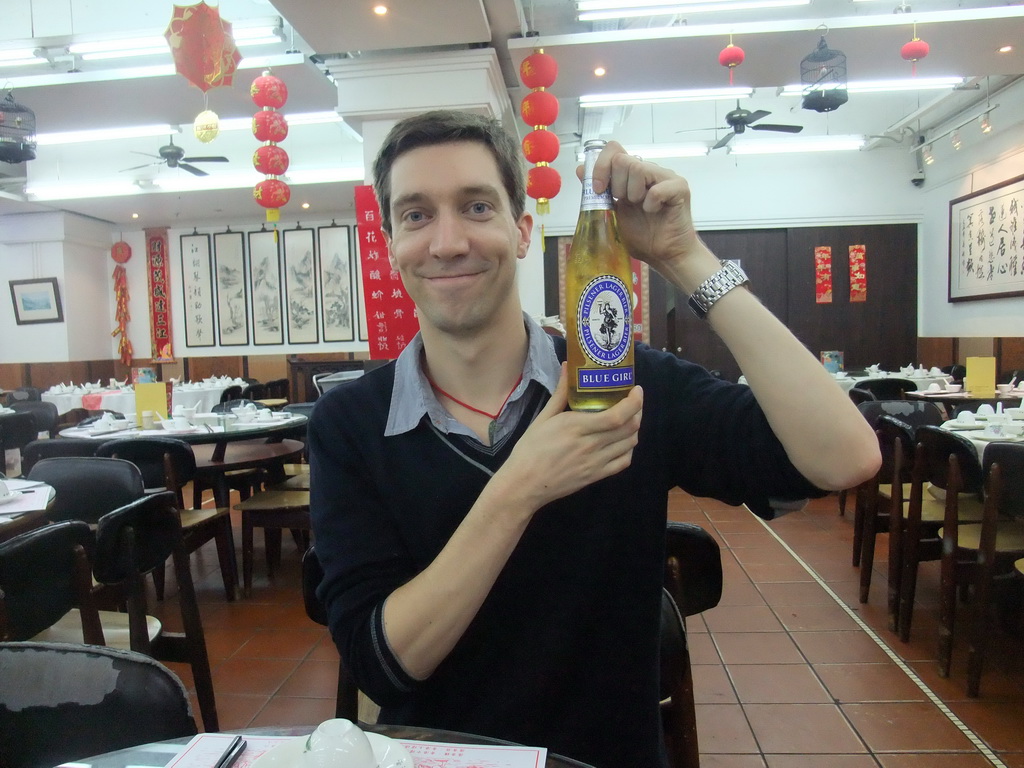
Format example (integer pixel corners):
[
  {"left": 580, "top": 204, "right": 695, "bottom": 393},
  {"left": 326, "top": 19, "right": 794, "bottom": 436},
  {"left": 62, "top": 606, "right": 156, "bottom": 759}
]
[
  {"left": 996, "top": 384, "right": 1012, "bottom": 394},
  {"left": 945, "top": 384, "right": 963, "bottom": 393}
]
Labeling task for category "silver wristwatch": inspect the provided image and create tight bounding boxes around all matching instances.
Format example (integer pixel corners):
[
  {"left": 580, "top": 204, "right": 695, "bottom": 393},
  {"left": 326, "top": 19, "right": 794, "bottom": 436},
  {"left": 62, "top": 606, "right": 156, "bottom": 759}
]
[{"left": 687, "top": 261, "right": 749, "bottom": 319}]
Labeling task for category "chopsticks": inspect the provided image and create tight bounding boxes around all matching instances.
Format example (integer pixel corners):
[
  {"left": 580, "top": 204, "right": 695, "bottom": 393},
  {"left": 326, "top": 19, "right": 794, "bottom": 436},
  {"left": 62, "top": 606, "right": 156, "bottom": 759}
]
[{"left": 213, "top": 735, "right": 246, "bottom": 768}]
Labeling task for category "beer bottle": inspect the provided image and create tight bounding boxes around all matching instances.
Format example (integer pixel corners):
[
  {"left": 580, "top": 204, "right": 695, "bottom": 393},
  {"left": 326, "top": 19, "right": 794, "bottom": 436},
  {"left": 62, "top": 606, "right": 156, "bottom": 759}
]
[{"left": 565, "top": 139, "right": 635, "bottom": 411}]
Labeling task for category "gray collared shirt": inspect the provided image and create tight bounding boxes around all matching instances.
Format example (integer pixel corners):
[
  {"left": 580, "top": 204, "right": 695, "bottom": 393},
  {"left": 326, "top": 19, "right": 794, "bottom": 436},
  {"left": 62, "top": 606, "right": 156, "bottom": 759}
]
[{"left": 385, "top": 313, "right": 562, "bottom": 444}]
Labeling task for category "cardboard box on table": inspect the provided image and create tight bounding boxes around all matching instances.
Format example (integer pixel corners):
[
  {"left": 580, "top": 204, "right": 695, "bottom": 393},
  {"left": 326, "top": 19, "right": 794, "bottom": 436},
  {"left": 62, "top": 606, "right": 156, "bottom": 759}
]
[
  {"left": 135, "top": 381, "right": 172, "bottom": 423},
  {"left": 965, "top": 356, "right": 996, "bottom": 398}
]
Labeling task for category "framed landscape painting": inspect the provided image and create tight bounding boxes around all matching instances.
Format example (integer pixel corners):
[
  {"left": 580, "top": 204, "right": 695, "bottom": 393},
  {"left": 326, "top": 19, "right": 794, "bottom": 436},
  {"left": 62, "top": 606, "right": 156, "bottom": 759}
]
[{"left": 9, "top": 277, "right": 64, "bottom": 325}]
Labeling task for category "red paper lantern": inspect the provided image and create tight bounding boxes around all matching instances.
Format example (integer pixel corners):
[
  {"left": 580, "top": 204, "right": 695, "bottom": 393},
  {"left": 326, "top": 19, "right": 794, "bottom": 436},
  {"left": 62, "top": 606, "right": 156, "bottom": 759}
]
[
  {"left": 251, "top": 72, "right": 289, "bottom": 109},
  {"left": 522, "top": 130, "right": 560, "bottom": 164},
  {"left": 252, "top": 110, "right": 289, "bottom": 142},
  {"left": 527, "top": 164, "right": 561, "bottom": 202},
  {"left": 520, "top": 51, "right": 558, "bottom": 89},
  {"left": 254, "top": 178, "right": 291, "bottom": 209},
  {"left": 901, "top": 37, "right": 930, "bottom": 76},
  {"left": 719, "top": 42, "right": 745, "bottom": 85},
  {"left": 110, "top": 241, "right": 132, "bottom": 264},
  {"left": 520, "top": 90, "right": 559, "bottom": 128},
  {"left": 253, "top": 144, "right": 290, "bottom": 176}
]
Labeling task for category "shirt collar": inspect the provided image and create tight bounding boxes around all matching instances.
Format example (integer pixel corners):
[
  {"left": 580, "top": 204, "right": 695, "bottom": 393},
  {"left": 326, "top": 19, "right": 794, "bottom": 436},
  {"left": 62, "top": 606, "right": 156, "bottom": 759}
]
[{"left": 385, "top": 313, "right": 561, "bottom": 438}]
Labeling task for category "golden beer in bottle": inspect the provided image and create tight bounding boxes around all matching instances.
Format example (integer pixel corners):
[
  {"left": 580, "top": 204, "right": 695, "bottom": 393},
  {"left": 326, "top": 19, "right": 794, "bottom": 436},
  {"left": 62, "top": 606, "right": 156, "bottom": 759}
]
[{"left": 566, "top": 139, "right": 635, "bottom": 411}]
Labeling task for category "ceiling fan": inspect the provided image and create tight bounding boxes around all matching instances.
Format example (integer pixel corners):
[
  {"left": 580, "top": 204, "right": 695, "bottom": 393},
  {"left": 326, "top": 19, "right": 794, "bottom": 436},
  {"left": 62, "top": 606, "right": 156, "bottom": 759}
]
[
  {"left": 122, "top": 135, "right": 228, "bottom": 176},
  {"left": 681, "top": 102, "right": 804, "bottom": 150}
]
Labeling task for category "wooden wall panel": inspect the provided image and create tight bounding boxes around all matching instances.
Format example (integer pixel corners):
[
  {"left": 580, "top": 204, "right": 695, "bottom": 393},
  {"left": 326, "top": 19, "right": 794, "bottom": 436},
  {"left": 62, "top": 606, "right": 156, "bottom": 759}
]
[
  {"left": 247, "top": 355, "right": 288, "bottom": 384},
  {"left": 185, "top": 356, "right": 243, "bottom": 381},
  {"left": 917, "top": 338, "right": 956, "bottom": 369},
  {"left": 998, "top": 337, "right": 1024, "bottom": 379}
]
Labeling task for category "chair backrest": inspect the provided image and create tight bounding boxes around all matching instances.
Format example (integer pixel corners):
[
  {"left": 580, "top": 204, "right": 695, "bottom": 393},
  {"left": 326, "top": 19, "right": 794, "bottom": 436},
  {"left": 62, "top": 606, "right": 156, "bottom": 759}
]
[
  {"left": 914, "top": 425, "right": 985, "bottom": 494},
  {"left": 876, "top": 415, "right": 915, "bottom": 484},
  {"left": 94, "top": 492, "right": 183, "bottom": 584},
  {"left": 0, "top": 641, "right": 197, "bottom": 768},
  {"left": 663, "top": 522, "right": 723, "bottom": 617},
  {"left": 5, "top": 387, "right": 41, "bottom": 405},
  {"left": 219, "top": 384, "right": 243, "bottom": 404},
  {"left": 240, "top": 382, "right": 267, "bottom": 401},
  {"left": 855, "top": 378, "right": 917, "bottom": 400},
  {"left": 266, "top": 378, "right": 290, "bottom": 399},
  {"left": 0, "top": 412, "right": 38, "bottom": 454},
  {"left": 20, "top": 438, "right": 98, "bottom": 476},
  {"left": 27, "top": 456, "right": 145, "bottom": 524},
  {"left": 9, "top": 401, "right": 59, "bottom": 438},
  {"left": 94, "top": 437, "right": 197, "bottom": 499},
  {"left": 77, "top": 409, "right": 125, "bottom": 427},
  {"left": 858, "top": 400, "right": 944, "bottom": 431},
  {"left": 0, "top": 521, "right": 98, "bottom": 642},
  {"left": 313, "top": 370, "right": 364, "bottom": 396},
  {"left": 948, "top": 364, "right": 967, "bottom": 383},
  {"left": 848, "top": 387, "right": 877, "bottom": 405},
  {"left": 212, "top": 398, "right": 261, "bottom": 413},
  {"left": 981, "top": 442, "right": 1024, "bottom": 518}
]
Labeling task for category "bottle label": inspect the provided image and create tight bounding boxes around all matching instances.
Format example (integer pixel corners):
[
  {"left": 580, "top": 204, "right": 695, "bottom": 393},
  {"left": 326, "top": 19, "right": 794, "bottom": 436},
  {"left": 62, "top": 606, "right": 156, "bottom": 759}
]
[
  {"left": 580, "top": 178, "right": 613, "bottom": 212},
  {"left": 577, "top": 366, "right": 634, "bottom": 390},
  {"left": 576, "top": 275, "right": 633, "bottom": 370}
]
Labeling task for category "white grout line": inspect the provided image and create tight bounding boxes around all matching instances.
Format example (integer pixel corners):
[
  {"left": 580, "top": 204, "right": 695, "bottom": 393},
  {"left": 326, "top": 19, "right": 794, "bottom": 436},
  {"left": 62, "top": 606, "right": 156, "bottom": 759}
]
[{"left": 753, "top": 512, "right": 1007, "bottom": 768}]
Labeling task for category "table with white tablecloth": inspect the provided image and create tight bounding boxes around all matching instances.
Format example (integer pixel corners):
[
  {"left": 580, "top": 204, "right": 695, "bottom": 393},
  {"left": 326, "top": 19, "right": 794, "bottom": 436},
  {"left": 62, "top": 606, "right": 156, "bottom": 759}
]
[
  {"left": 42, "top": 383, "right": 231, "bottom": 416},
  {"left": 738, "top": 371, "right": 952, "bottom": 392}
]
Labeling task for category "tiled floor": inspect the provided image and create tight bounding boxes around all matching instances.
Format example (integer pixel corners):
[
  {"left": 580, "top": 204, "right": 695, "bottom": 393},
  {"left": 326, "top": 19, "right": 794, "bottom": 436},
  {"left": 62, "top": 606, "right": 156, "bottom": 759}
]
[{"left": 152, "top": 488, "right": 1024, "bottom": 767}]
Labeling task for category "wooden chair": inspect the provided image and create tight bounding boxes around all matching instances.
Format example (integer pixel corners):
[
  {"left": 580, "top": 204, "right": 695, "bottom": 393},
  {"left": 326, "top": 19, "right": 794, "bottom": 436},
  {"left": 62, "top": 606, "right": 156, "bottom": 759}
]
[
  {"left": 0, "top": 641, "right": 196, "bottom": 768},
  {"left": 896, "top": 426, "right": 987, "bottom": 642},
  {"left": 26, "top": 456, "right": 145, "bottom": 524},
  {"left": 0, "top": 411, "right": 38, "bottom": 475},
  {"left": 937, "top": 443, "right": 1024, "bottom": 695},
  {"left": 93, "top": 492, "right": 219, "bottom": 731},
  {"left": 266, "top": 378, "right": 290, "bottom": 400},
  {"left": 848, "top": 387, "right": 877, "bottom": 406},
  {"left": 219, "top": 384, "right": 243, "bottom": 404},
  {"left": 9, "top": 401, "right": 60, "bottom": 438},
  {"left": 94, "top": 437, "right": 238, "bottom": 601},
  {"left": 855, "top": 378, "right": 917, "bottom": 400},
  {"left": 234, "top": 488, "right": 310, "bottom": 596},
  {"left": 20, "top": 437, "right": 98, "bottom": 476}
]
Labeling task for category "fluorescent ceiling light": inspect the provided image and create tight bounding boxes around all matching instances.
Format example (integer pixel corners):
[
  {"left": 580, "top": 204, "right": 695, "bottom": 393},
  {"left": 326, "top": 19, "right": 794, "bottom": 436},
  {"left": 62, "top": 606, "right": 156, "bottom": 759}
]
[
  {"left": 26, "top": 180, "right": 143, "bottom": 201},
  {"left": 728, "top": 135, "right": 865, "bottom": 154},
  {"left": 0, "top": 48, "right": 39, "bottom": 61},
  {"left": 35, "top": 124, "right": 179, "bottom": 146},
  {"left": 780, "top": 77, "right": 965, "bottom": 95},
  {"left": 580, "top": 87, "right": 752, "bottom": 107},
  {"left": 576, "top": 143, "right": 709, "bottom": 161},
  {"left": 579, "top": 0, "right": 808, "bottom": 20}
]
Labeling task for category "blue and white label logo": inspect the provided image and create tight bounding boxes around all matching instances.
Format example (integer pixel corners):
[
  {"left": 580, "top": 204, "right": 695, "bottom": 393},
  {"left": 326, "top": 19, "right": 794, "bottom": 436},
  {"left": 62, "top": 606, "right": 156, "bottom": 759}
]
[{"left": 576, "top": 275, "right": 632, "bottom": 366}]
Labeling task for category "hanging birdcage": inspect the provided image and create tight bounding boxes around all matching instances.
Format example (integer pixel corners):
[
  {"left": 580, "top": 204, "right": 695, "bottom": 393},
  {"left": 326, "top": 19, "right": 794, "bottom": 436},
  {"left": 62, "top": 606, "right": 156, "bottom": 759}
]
[
  {"left": 800, "top": 34, "right": 849, "bottom": 113},
  {"left": 0, "top": 91, "right": 37, "bottom": 164}
]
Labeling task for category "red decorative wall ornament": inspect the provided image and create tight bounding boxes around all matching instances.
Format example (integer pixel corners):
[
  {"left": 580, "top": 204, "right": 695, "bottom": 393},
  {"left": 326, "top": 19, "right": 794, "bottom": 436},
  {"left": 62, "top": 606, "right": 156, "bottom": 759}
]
[
  {"left": 254, "top": 178, "right": 291, "bottom": 209},
  {"left": 110, "top": 240, "right": 133, "bottom": 366},
  {"left": 164, "top": 1, "right": 241, "bottom": 93},
  {"left": 519, "top": 48, "right": 561, "bottom": 216},
  {"left": 718, "top": 39, "right": 746, "bottom": 85},
  {"left": 519, "top": 51, "right": 558, "bottom": 89},
  {"left": 250, "top": 72, "right": 289, "bottom": 109},
  {"left": 253, "top": 144, "right": 290, "bottom": 175},
  {"left": 251, "top": 69, "right": 290, "bottom": 222},
  {"left": 111, "top": 240, "right": 132, "bottom": 264},
  {"left": 900, "top": 24, "right": 929, "bottom": 76},
  {"left": 252, "top": 109, "right": 289, "bottom": 142},
  {"left": 522, "top": 129, "right": 560, "bottom": 164}
]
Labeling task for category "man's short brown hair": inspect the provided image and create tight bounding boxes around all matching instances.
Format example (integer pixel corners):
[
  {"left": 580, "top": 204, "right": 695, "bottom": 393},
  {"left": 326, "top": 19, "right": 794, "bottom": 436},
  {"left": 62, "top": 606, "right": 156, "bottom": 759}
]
[{"left": 372, "top": 110, "right": 526, "bottom": 235}]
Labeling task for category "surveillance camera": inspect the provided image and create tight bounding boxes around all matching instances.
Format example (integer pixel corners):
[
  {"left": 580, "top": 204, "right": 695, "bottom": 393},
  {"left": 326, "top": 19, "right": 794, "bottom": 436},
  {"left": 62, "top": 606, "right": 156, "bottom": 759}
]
[{"left": 911, "top": 172, "right": 925, "bottom": 188}]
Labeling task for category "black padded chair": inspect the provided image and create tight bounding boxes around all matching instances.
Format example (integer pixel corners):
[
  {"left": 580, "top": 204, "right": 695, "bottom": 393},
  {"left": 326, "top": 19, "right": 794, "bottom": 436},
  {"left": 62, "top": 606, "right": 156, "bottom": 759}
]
[
  {"left": 0, "top": 412, "right": 39, "bottom": 474},
  {"left": 94, "top": 437, "right": 237, "bottom": 601},
  {"left": 9, "top": 401, "right": 60, "bottom": 438},
  {"left": 219, "top": 384, "right": 243, "bottom": 404},
  {"left": 848, "top": 387, "right": 877, "bottom": 405},
  {"left": 855, "top": 378, "right": 917, "bottom": 400},
  {"left": 240, "top": 382, "right": 268, "bottom": 401},
  {"left": 26, "top": 456, "right": 145, "bottom": 524},
  {"left": 94, "top": 492, "right": 219, "bottom": 731},
  {"left": 0, "top": 641, "right": 197, "bottom": 768},
  {"left": 4, "top": 387, "right": 41, "bottom": 405},
  {"left": 266, "top": 378, "right": 290, "bottom": 400},
  {"left": 20, "top": 437, "right": 98, "bottom": 476},
  {"left": 212, "top": 398, "right": 261, "bottom": 413}
]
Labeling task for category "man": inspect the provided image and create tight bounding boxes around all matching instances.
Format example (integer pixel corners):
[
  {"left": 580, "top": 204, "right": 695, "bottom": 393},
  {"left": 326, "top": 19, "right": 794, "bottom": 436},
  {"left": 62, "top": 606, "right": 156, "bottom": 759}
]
[{"left": 309, "top": 109, "right": 879, "bottom": 767}]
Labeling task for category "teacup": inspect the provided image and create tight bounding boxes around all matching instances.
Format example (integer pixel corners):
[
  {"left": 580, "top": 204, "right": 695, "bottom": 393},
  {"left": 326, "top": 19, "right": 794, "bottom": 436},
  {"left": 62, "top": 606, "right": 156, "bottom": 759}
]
[
  {"left": 0, "top": 479, "right": 11, "bottom": 500},
  {"left": 163, "top": 416, "right": 191, "bottom": 430},
  {"left": 1003, "top": 423, "right": 1023, "bottom": 438},
  {"left": 927, "top": 382, "right": 941, "bottom": 392},
  {"left": 996, "top": 383, "right": 1013, "bottom": 394},
  {"left": 977, "top": 404, "right": 996, "bottom": 417},
  {"left": 257, "top": 409, "right": 274, "bottom": 421},
  {"left": 945, "top": 384, "right": 962, "bottom": 393},
  {"left": 235, "top": 410, "right": 255, "bottom": 423},
  {"left": 304, "top": 719, "right": 376, "bottom": 768},
  {"left": 957, "top": 411, "right": 977, "bottom": 424}
]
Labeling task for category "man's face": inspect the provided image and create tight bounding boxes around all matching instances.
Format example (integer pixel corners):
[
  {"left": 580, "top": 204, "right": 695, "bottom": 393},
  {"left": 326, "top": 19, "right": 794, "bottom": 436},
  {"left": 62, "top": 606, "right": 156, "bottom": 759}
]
[{"left": 384, "top": 141, "right": 532, "bottom": 338}]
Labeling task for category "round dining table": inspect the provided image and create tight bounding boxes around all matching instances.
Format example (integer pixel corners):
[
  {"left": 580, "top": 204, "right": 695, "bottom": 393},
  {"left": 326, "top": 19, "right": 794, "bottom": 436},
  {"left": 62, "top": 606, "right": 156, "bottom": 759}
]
[{"left": 61, "top": 723, "right": 594, "bottom": 768}]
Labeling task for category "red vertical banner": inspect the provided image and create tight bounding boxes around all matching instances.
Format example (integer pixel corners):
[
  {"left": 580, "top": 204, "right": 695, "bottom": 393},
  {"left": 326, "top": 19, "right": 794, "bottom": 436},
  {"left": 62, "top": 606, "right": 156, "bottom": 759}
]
[
  {"left": 849, "top": 244, "right": 867, "bottom": 302},
  {"left": 814, "top": 246, "right": 833, "bottom": 304},
  {"left": 629, "top": 258, "right": 649, "bottom": 343},
  {"left": 145, "top": 227, "right": 175, "bottom": 362},
  {"left": 354, "top": 185, "right": 419, "bottom": 360}
]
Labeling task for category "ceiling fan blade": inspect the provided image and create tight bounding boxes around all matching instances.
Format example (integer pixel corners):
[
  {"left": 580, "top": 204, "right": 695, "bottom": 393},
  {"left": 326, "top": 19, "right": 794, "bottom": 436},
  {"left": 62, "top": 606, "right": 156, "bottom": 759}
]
[
  {"left": 712, "top": 132, "right": 735, "bottom": 150},
  {"left": 130, "top": 151, "right": 163, "bottom": 159},
  {"left": 745, "top": 110, "right": 772, "bottom": 124},
  {"left": 178, "top": 163, "right": 209, "bottom": 177},
  {"left": 751, "top": 124, "right": 804, "bottom": 133},
  {"left": 675, "top": 126, "right": 728, "bottom": 134},
  {"left": 120, "top": 162, "right": 161, "bottom": 172},
  {"left": 182, "top": 156, "right": 229, "bottom": 163}
]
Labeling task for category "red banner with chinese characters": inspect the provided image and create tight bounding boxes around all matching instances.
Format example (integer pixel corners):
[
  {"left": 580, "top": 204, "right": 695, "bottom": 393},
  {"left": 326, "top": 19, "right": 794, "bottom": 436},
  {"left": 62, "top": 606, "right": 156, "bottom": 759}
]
[
  {"left": 814, "top": 246, "right": 833, "bottom": 304},
  {"left": 145, "top": 227, "right": 174, "bottom": 362},
  {"left": 629, "top": 258, "right": 649, "bottom": 343},
  {"left": 849, "top": 244, "right": 867, "bottom": 302},
  {"left": 354, "top": 185, "right": 419, "bottom": 360}
]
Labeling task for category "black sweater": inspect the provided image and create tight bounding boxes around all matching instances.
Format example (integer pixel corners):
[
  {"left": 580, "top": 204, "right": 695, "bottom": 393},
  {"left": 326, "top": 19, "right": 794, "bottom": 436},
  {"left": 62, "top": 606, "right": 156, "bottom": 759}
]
[{"left": 309, "top": 340, "right": 822, "bottom": 768}]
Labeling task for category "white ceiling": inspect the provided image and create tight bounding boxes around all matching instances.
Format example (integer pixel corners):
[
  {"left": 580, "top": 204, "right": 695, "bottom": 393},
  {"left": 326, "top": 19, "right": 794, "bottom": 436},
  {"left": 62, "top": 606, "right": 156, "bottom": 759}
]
[{"left": 0, "top": 0, "right": 1021, "bottom": 228}]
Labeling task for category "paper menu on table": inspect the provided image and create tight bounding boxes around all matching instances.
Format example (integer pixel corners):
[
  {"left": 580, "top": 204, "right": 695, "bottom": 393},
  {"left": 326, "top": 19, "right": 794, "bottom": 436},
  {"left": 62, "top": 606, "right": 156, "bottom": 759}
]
[
  {"left": 399, "top": 741, "right": 547, "bottom": 768},
  {"left": 164, "top": 733, "right": 292, "bottom": 768}
]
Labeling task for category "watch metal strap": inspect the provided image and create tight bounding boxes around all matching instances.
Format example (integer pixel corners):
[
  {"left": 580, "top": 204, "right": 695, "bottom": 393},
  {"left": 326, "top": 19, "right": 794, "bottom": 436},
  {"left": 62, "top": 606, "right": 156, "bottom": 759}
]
[{"left": 687, "top": 261, "right": 750, "bottom": 319}]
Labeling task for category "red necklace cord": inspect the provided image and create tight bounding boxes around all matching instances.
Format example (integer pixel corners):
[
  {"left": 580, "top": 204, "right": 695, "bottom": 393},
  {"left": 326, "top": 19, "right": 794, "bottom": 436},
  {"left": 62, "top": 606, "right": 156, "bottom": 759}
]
[{"left": 426, "top": 372, "right": 524, "bottom": 421}]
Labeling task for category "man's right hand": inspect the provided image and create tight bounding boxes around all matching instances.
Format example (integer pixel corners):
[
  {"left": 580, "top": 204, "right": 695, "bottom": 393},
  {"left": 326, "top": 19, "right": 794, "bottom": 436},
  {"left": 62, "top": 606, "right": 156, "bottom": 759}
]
[{"left": 493, "top": 363, "right": 643, "bottom": 516}]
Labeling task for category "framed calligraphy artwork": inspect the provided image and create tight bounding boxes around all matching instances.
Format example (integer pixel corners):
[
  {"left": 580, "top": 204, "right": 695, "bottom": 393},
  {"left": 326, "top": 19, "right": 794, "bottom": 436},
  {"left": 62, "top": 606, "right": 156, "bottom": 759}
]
[
  {"left": 213, "top": 231, "right": 249, "bottom": 346},
  {"left": 317, "top": 225, "right": 354, "bottom": 342},
  {"left": 248, "top": 229, "right": 284, "bottom": 345},
  {"left": 948, "top": 173, "right": 1024, "bottom": 302},
  {"left": 283, "top": 226, "right": 319, "bottom": 344},
  {"left": 180, "top": 233, "right": 215, "bottom": 348}
]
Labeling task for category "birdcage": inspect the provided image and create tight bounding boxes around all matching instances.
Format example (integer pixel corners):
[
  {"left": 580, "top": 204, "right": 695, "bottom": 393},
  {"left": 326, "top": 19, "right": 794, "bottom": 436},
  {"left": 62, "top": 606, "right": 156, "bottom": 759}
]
[
  {"left": 0, "top": 91, "right": 37, "bottom": 164},
  {"left": 800, "top": 35, "right": 848, "bottom": 113}
]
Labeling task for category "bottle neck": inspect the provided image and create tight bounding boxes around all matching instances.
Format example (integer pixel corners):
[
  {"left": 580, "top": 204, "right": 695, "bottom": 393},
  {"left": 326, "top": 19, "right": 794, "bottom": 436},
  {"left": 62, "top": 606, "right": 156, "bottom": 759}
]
[{"left": 580, "top": 148, "right": 613, "bottom": 212}]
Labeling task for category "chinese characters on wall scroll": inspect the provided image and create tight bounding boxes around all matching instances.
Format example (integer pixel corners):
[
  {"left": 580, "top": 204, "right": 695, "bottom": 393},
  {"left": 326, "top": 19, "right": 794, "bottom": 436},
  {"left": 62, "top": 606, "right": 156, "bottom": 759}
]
[
  {"left": 145, "top": 227, "right": 175, "bottom": 362},
  {"left": 949, "top": 174, "right": 1024, "bottom": 302},
  {"left": 181, "top": 233, "right": 215, "bottom": 348}
]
